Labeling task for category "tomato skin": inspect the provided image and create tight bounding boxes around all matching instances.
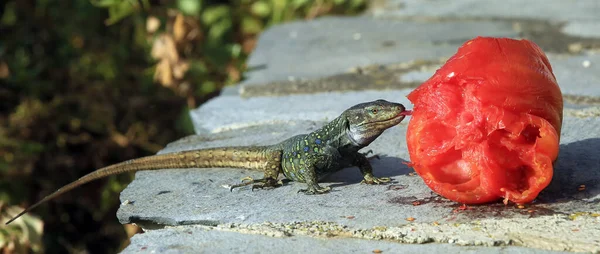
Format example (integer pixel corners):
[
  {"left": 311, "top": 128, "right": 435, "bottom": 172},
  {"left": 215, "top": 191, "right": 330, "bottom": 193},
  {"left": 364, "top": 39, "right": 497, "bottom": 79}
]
[{"left": 406, "top": 37, "right": 562, "bottom": 204}]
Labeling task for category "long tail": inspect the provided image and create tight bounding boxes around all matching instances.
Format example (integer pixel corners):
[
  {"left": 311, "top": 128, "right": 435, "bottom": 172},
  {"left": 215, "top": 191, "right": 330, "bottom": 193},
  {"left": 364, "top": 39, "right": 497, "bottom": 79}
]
[{"left": 5, "top": 146, "right": 272, "bottom": 225}]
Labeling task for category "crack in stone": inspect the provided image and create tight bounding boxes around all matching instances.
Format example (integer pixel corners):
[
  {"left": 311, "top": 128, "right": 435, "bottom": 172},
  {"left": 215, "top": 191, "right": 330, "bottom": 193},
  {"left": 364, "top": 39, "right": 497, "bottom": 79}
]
[
  {"left": 378, "top": 16, "right": 600, "bottom": 54},
  {"left": 564, "top": 107, "right": 600, "bottom": 118},
  {"left": 192, "top": 214, "right": 600, "bottom": 253},
  {"left": 240, "top": 60, "right": 443, "bottom": 97},
  {"left": 240, "top": 17, "right": 600, "bottom": 98},
  {"left": 564, "top": 94, "right": 600, "bottom": 106}
]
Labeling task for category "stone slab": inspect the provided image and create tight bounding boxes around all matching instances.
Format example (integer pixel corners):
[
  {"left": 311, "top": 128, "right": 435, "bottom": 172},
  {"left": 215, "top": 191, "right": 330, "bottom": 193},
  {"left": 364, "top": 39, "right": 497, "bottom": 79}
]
[
  {"left": 121, "top": 225, "right": 571, "bottom": 254},
  {"left": 191, "top": 84, "right": 600, "bottom": 135},
  {"left": 372, "top": 0, "right": 600, "bottom": 22},
  {"left": 563, "top": 21, "right": 600, "bottom": 38},
  {"left": 118, "top": 109, "right": 600, "bottom": 252},
  {"left": 123, "top": 80, "right": 600, "bottom": 246},
  {"left": 237, "top": 18, "right": 600, "bottom": 99},
  {"left": 190, "top": 89, "right": 413, "bottom": 134},
  {"left": 124, "top": 85, "right": 600, "bottom": 252},
  {"left": 120, "top": 1, "right": 600, "bottom": 252},
  {"left": 398, "top": 53, "right": 600, "bottom": 98},
  {"left": 241, "top": 16, "right": 518, "bottom": 87}
]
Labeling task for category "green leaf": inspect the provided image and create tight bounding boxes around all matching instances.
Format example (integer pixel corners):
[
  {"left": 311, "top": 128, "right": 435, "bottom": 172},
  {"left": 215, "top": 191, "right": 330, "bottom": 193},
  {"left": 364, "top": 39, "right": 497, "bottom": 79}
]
[
  {"left": 201, "top": 5, "right": 230, "bottom": 25},
  {"left": 349, "top": 0, "right": 365, "bottom": 9},
  {"left": 189, "top": 60, "right": 209, "bottom": 74},
  {"left": 175, "top": 107, "right": 195, "bottom": 135},
  {"left": 207, "top": 19, "right": 232, "bottom": 44},
  {"left": 229, "top": 44, "right": 242, "bottom": 58},
  {"left": 177, "top": 0, "right": 202, "bottom": 16},
  {"left": 89, "top": 0, "right": 120, "bottom": 8},
  {"left": 250, "top": 1, "right": 271, "bottom": 17},
  {"left": 200, "top": 81, "right": 217, "bottom": 94},
  {"left": 203, "top": 43, "right": 232, "bottom": 66},
  {"left": 241, "top": 16, "right": 263, "bottom": 34},
  {"left": 291, "top": 0, "right": 310, "bottom": 8},
  {"left": 270, "top": 0, "right": 287, "bottom": 23},
  {"left": 1, "top": 2, "right": 17, "bottom": 26},
  {"left": 104, "top": 0, "right": 139, "bottom": 25}
]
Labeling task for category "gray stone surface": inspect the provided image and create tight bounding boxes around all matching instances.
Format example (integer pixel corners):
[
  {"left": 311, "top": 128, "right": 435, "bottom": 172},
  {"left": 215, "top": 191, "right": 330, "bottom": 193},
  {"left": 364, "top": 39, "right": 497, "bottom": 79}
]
[
  {"left": 563, "top": 21, "right": 600, "bottom": 38},
  {"left": 241, "top": 17, "right": 517, "bottom": 88},
  {"left": 237, "top": 0, "right": 600, "bottom": 96},
  {"left": 551, "top": 54, "right": 600, "bottom": 96},
  {"left": 190, "top": 90, "right": 413, "bottom": 133},
  {"left": 372, "top": 0, "right": 600, "bottom": 22},
  {"left": 119, "top": 104, "right": 600, "bottom": 252},
  {"left": 119, "top": 0, "right": 600, "bottom": 253},
  {"left": 399, "top": 54, "right": 600, "bottom": 98},
  {"left": 122, "top": 225, "right": 569, "bottom": 254}
]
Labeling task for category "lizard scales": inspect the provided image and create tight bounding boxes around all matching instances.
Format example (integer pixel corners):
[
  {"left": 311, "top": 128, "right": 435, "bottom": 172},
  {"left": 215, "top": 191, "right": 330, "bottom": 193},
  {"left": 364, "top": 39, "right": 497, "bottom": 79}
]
[{"left": 5, "top": 99, "right": 408, "bottom": 225}]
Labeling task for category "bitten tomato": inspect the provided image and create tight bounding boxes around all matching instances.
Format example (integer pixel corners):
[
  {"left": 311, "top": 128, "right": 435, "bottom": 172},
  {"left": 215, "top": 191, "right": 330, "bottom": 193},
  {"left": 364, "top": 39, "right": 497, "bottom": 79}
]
[{"left": 406, "top": 37, "right": 563, "bottom": 204}]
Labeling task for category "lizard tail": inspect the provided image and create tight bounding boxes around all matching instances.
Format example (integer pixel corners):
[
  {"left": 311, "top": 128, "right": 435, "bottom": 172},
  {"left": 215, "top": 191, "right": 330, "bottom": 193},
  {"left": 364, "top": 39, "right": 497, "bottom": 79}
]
[{"left": 5, "top": 146, "right": 274, "bottom": 225}]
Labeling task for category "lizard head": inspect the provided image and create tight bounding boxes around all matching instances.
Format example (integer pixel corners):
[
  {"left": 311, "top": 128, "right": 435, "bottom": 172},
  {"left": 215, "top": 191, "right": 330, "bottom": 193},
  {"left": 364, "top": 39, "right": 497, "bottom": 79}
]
[{"left": 345, "top": 99, "right": 409, "bottom": 146}]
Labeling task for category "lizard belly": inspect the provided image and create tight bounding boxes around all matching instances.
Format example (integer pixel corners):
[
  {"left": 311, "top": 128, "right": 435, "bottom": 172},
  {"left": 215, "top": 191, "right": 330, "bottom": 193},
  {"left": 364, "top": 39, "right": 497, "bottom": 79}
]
[{"left": 280, "top": 142, "right": 345, "bottom": 182}]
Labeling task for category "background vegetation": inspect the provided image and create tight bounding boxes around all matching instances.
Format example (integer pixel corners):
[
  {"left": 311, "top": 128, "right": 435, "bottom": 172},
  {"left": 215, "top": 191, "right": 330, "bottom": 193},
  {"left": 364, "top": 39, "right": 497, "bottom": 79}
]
[{"left": 0, "top": 0, "right": 365, "bottom": 253}]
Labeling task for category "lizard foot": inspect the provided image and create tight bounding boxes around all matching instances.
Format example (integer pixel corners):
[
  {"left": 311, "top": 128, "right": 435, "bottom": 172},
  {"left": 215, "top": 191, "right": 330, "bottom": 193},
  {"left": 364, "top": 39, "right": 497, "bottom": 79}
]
[
  {"left": 361, "top": 174, "right": 391, "bottom": 185},
  {"left": 362, "top": 150, "right": 380, "bottom": 160},
  {"left": 298, "top": 186, "right": 331, "bottom": 195},
  {"left": 251, "top": 179, "right": 283, "bottom": 191},
  {"left": 228, "top": 177, "right": 281, "bottom": 192},
  {"left": 227, "top": 176, "right": 255, "bottom": 191}
]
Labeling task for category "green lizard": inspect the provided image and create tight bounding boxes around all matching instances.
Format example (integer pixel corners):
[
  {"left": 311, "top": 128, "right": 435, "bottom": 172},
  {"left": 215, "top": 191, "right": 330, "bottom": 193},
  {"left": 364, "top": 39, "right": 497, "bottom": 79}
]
[{"left": 6, "top": 99, "right": 409, "bottom": 225}]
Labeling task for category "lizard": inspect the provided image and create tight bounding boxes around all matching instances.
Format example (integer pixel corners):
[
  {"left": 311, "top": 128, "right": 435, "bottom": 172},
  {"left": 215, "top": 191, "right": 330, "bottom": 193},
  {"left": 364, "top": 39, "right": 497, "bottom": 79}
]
[{"left": 5, "top": 99, "right": 409, "bottom": 225}]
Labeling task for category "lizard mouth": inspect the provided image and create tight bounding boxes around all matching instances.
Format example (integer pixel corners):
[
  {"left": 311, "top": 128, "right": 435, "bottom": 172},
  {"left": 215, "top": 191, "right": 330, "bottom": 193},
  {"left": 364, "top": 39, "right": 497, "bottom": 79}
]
[
  {"left": 354, "top": 110, "right": 409, "bottom": 132},
  {"left": 400, "top": 110, "right": 413, "bottom": 116},
  {"left": 370, "top": 110, "right": 411, "bottom": 126},
  {"left": 347, "top": 113, "right": 406, "bottom": 146},
  {"left": 383, "top": 113, "right": 406, "bottom": 126}
]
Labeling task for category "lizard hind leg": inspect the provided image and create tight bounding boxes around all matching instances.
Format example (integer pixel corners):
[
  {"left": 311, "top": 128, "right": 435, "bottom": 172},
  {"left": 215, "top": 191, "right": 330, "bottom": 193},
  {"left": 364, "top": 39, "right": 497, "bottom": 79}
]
[
  {"left": 298, "top": 184, "right": 331, "bottom": 195},
  {"left": 229, "top": 151, "right": 283, "bottom": 192},
  {"left": 228, "top": 176, "right": 282, "bottom": 192}
]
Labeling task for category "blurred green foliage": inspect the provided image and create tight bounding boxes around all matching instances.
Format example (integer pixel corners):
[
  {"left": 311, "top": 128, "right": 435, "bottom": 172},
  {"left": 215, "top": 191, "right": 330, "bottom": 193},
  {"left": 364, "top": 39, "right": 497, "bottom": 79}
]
[
  {"left": 0, "top": 0, "right": 365, "bottom": 253},
  {"left": 1, "top": 203, "right": 44, "bottom": 253}
]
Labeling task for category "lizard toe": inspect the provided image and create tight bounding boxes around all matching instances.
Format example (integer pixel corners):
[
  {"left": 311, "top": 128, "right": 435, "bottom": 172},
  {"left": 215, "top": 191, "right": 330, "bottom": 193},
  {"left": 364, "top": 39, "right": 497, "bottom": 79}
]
[
  {"left": 361, "top": 150, "right": 381, "bottom": 160},
  {"left": 361, "top": 176, "right": 391, "bottom": 185},
  {"left": 298, "top": 186, "right": 331, "bottom": 195},
  {"left": 373, "top": 177, "right": 391, "bottom": 183}
]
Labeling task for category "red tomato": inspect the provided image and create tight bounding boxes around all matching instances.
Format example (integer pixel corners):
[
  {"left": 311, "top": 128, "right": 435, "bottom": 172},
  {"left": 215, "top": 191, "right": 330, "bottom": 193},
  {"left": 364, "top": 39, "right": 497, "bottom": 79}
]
[{"left": 406, "top": 37, "right": 563, "bottom": 204}]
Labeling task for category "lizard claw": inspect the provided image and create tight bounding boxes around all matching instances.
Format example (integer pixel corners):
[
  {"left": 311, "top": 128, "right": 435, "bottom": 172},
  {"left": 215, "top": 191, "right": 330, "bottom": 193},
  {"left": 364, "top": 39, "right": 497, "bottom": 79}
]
[
  {"left": 229, "top": 177, "right": 282, "bottom": 192},
  {"left": 361, "top": 174, "right": 391, "bottom": 185},
  {"left": 362, "top": 149, "right": 374, "bottom": 156},
  {"left": 298, "top": 186, "right": 331, "bottom": 195},
  {"left": 240, "top": 176, "right": 254, "bottom": 183},
  {"left": 228, "top": 176, "right": 256, "bottom": 192},
  {"left": 362, "top": 150, "right": 380, "bottom": 161},
  {"left": 361, "top": 150, "right": 380, "bottom": 160},
  {"left": 251, "top": 179, "right": 283, "bottom": 191}
]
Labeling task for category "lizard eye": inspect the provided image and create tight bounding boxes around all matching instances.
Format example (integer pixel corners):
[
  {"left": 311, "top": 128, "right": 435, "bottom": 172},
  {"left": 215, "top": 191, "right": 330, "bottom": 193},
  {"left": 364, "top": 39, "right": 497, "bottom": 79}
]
[{"left": 370, "top": 108, "right": 378, "bottom": 114}]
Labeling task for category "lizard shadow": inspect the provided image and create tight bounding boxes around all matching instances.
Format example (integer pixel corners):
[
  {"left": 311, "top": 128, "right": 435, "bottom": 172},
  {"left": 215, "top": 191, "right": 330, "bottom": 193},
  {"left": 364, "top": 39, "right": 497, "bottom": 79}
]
[
  {"left": 325, "top": 155, "right": 412, "bottom": 188},
  {"left": 536, "top": 137, "right": 600, "bottom": 204}
]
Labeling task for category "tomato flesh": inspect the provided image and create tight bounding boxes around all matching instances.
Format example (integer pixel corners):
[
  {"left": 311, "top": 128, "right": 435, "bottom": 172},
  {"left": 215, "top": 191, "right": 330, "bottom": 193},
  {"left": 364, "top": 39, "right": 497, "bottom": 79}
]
[{"left": 406, "top": 37, "right": 562, "bottom": 204}]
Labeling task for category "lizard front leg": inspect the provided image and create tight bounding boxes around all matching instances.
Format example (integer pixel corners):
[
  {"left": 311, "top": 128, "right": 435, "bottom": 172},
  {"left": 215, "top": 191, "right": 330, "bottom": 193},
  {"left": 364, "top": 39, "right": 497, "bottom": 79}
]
[
  {"left": 294, "top": 156, "right": 331, "bottom": 194},
  {"left": 353, "top": 152, "right": 391, "bottom": 184},
  {"left": 361, "top": 149, "right": 380, "bottom": 160},
  {"left": 297, "top": 166, "right": 331, "bottom": 194}
]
